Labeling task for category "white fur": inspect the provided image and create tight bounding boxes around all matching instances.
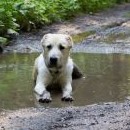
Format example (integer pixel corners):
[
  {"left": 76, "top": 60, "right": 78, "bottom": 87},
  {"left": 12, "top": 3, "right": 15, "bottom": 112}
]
[{"left": 33, "top": 34, "right": 74, "bottom": 102}]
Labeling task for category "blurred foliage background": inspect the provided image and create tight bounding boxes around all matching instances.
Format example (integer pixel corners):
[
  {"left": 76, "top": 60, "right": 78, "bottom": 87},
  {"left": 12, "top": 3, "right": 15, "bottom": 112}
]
[{"left": 0, "top": 0, "right": 129, "bottom": 44}]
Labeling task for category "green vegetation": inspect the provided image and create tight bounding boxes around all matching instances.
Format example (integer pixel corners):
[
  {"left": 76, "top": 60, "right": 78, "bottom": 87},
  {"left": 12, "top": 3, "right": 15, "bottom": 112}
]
[
  {"left": 0, "top": 0, "right": 129, "bottom": 44},
  {"left": 78, "top": 0, "right": 116, "bottom": 12}
]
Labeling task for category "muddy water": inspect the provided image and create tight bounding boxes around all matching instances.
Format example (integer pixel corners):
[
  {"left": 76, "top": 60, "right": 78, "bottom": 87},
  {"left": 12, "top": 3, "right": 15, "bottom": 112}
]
[{"left": 0, "top": 53, "right": 130, "bottom": 110}]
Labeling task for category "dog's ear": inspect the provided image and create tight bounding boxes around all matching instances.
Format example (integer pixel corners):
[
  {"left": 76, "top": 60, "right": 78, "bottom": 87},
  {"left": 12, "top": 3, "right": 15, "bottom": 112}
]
[
  {"left": 41, "top": 34, "right": 50, "bottom": 47},
  {"left": 65, "top": 35, "right": 73, "bottom": 48}
]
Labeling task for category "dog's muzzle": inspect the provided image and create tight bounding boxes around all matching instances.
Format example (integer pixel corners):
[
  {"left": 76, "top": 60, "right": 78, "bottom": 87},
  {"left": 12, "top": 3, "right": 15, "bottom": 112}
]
[
  {"left": 50, "top": 57, "right": 57, "bottom": 66},
  {"left": 46, "top": 56, "right": 62, "bottom": 71},
  {"left": 48, "top": 57, "right": 62, "bottom": 74}
]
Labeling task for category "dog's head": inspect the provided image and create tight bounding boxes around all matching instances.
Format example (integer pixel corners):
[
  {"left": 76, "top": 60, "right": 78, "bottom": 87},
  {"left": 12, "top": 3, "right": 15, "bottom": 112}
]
[{"left": 41, "top": 33, "right": 73, "bottom": 70}]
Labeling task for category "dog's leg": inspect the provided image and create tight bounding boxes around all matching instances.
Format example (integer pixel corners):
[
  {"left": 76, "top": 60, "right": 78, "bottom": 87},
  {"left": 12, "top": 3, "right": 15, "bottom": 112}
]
[
  {"left": 34, "top": 75, "right": 52, "bottom": 103},
  {"left": 34, "top": 71, "right": 52, "bottom": 103},
  {"left": 72, "top": 63, "right": 83, "bottom": 79},
  {"left": 34, "top": 54, "right": 52, "bottom": 103},
  {"left": 61, "top": 58, "right": 74, "bottom": 101},
  {"left": 62, "top": 77, "right": 73, "bottom": 101}
]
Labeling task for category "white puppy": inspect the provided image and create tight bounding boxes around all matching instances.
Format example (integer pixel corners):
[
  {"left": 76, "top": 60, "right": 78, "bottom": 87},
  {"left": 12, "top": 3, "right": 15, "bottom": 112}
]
[{"left": 33, "top": 33, "right": 82, "bottom": 103}]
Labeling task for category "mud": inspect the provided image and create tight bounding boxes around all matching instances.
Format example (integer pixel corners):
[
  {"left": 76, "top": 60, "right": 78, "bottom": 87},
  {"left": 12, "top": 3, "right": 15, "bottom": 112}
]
[
  {"left": 1, "top": 3, "right": 130, "bottom": 130},
  {"left": 1, "top": 101, "right": 130, "bottom": 130}
]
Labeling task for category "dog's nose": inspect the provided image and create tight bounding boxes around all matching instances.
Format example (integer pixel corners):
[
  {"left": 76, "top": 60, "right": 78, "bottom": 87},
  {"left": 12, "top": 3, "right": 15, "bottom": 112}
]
[{"left": 50, "top": 57, "right": 58, "bottom": 65}]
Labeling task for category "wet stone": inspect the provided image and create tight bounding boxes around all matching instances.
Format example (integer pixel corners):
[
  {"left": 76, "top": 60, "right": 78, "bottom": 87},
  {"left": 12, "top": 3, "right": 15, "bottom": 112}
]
[
  {"left": 90, "top": 122, "right": 96, "bottom": 126},
  {"left": 1, "top": 126, "right": 4, "bottom": 128},
  {"left": 8, "top": 117, "right": 11, "bottom": 119},
  {"left": 99, "top": 114, "right": 105, "bottom": 117}
]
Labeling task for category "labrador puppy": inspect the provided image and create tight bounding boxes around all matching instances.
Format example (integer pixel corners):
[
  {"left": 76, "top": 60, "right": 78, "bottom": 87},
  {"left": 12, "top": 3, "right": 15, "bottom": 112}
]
[{"left": 33, "top": 33, "right": 82, "bottom": 103}]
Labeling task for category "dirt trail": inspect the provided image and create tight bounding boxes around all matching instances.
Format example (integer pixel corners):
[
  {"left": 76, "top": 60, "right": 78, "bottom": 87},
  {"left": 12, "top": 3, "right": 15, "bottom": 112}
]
[
  {"left": 1, "top": 101, "right": 130, "bottom": 130},
  {"left": 1, "top": 3, "right": 130, "bottom": 130},
  {"left": 4, "top": 3, "right": 130, "bottom": 53}
]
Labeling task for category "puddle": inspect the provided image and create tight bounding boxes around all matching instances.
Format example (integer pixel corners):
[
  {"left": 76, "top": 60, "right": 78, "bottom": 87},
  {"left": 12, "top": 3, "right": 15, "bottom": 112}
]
[{"left": 0, "top": 53, "right": 130, "bottom": 110}]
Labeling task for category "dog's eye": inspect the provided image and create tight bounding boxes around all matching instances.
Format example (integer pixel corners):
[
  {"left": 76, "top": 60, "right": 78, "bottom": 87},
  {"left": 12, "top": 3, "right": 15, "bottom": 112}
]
[
  {"left": 59, "top": 45, "right": 65, "bottom": 50},
  {"left": 46, "top": 45, "right": 52, "bottom": 50}
]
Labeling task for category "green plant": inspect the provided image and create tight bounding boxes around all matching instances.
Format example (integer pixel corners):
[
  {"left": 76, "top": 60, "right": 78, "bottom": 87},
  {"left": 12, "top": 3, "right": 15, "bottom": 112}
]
[
  {"left": 7, "top": 0, "right": 79, "bottom": 31},
  {"left": 56, "top": 0, "right": 80, "bottom": 19},
  {"left": 78, "top": 0, "right": 116, "bottom": 12},
  {"left": 0, "top": 0, "right": 19, "bottom": 37}
]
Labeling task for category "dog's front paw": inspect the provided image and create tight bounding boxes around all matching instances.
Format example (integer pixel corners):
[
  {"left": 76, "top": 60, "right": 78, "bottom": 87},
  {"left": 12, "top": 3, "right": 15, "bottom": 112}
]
[
  {"left": 61, "top": 95, "right": 74, "bottom": 102},
  {"left": 39, "top": 91, "right": 52, "bottom": 103}
]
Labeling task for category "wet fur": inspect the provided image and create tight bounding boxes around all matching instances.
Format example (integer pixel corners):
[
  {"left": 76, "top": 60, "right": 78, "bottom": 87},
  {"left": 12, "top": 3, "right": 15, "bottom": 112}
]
[
  {"left": 33, "top": 34, "right": 82, "bottom": 103},
  {"left": 33, "top": 63, "right": 83, "bottom": 85}
]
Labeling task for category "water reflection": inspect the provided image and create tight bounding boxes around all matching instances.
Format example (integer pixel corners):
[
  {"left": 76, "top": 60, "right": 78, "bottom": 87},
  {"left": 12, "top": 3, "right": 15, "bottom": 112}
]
[
  {"left": 0, "top": 53, "right": 38, "bottom": 110},
  {"left": 72, "top": 53, "right": 130, "bottom": 105},
  {"left": 0, "top": 53, "right": 130, "bottom": 110}
]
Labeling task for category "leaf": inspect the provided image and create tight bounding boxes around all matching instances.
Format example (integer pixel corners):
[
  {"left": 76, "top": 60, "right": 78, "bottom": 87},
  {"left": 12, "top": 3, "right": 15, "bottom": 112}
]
[
  {"left": 12, "top": 22, "right": 20, "bottom": 28},
  {"left": 7, "top": 29, "right": 19, "bottom": 35},
  {"left": 14, "top": 2, "right": 24, "bottom": 10},
  {"left": 0, "top": 37, "right": 8, "bottom": 45},
  {"left": 0, "top": 8, "right": 5, "bottom": 13},
  {"left": 19, "top": 9, "right": 28, "bottom": 15}
]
